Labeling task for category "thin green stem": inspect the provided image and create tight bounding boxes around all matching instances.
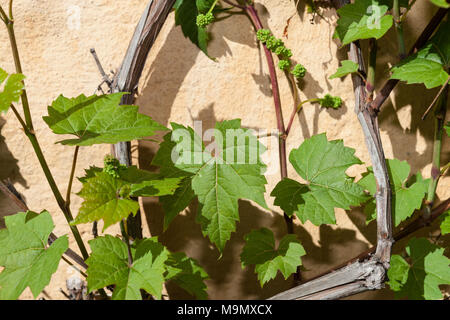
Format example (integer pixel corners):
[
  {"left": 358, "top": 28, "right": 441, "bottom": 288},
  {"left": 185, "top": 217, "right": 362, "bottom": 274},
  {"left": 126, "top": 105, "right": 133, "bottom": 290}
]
[
  {"left": 3, "top": 17, "right": 89, "bottom": 260},
  {"left": 8, "top": 0, "right": 13, "bottom": 20},
  {"left": 208, "top": 0, "right": 220, "bottom": 14},
  {"left": 66, "top": 146, "right": 80, "bottom": 208},
  {"left": 6, "top": 21, "right": 33, "bottom": 129},
  {"left": 393, "top": 0, "right": 406, "bottom": 59},
  {"left": 9, "top": 104, "right": 26, "bottom": 129},
  {"left": 285, "top": 99, "right": 320, "bottom": 136},
  {"left": 366, "top": 39, "right": 377, "bottom": 96},
  {"left": 120, "top": 220, "right": 133, "bottom": 266},
  {"left": 441, "top": 162, "right": 450, "bottom": 175},
  {"left": 424, "top": 85, "right": 448, "bottom": 219},
  {"left": 0, "top": 5, "right": 8, "bottom": 23},
  {"left": 284, "top": 72, "right": 300, "bottom": 136}
]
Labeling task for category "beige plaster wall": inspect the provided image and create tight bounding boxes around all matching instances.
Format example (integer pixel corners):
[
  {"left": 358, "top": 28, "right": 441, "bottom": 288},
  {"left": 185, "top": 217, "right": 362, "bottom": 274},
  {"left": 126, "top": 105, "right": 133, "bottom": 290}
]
[{"left": 0, "top": 0, "right": 448, "bottom": 300}]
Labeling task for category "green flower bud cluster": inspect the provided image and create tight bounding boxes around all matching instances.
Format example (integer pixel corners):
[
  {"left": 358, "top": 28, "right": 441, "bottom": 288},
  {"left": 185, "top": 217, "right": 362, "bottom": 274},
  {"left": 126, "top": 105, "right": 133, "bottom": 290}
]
[
  {"left": 256, "top": 29, "right": 305, "bottom": 76},
  {"left": 274, "top": 46, "right": 292, "bottom": 58},
  {"left": 265, "top": 36, "right": 284, "bottom": 52},
  {"left": 256, "top": 29, "right": 271, "bottom": 42},
  {"left": 196, "top": 12, "right": 214, "bottom": 28},
  {"left": 319, "top": 94, "right": 343, "bottom": 109},
  {"left": 291, "top": 64, "right": 307, "bottom": 79},
  {"left": 278, "top": 60, "right": 291, "bottom": 71},
  {"left": 103, "top": 155, "right": 126, "bottom": 178}
]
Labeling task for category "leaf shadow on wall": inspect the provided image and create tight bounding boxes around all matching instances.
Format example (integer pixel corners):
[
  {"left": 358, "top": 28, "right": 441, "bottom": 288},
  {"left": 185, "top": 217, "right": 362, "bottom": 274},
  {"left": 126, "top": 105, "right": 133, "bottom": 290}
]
[
  {"left": 0, "top": 117, "right": 28, "bottom": 228},
  {"left": 285, "top": 3, "right": 348, "bottom": 139}
]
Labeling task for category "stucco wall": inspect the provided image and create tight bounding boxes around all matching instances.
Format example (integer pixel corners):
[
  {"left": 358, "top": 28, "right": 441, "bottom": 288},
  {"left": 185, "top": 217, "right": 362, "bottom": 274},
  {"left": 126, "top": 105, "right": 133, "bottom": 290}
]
[{"left": 0, "top": 0, "right": 448, "bottom": 300}]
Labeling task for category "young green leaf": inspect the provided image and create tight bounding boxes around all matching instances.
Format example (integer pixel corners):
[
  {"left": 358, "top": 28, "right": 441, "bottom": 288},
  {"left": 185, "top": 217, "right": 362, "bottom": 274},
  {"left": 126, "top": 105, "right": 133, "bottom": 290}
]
[
  {"left": 358, "top": 159, "right": 429, "bottom": 226},
  {"left": 190, "top": 120, "right": 268, "bottom": 252},
  {"left": 430, "top": 0, "right": 450, "bottom": 8},
  {"left": 165, "top": 252, "right": 209, "bottom": 299},
  {"left": 445, "top": 122, "right": 450, "bottom": 137},
  {"left": 390, "top": 19, "right": 450, "bottom": 89},
  {"left": 272, "top": 133, "right": 368, "bottom": 225},
  {"left": 72, "top": 166, "right": 181, "bottom": 230},
  {"left": 240, "top": 228, "right": 305, "bottom": 286},
  {"left": 387, "top": 254, "right": 410, "bottom": 291},
  {"left": 174, "top": 0, "right": 210, "bottom": 55},
  {"left": 0, "top": 68, "right": 25, "bottom": 113},
  {"left": 388, "top": 238, "right": 450, "bottom": 300},
  {"left": 0, "top": 211, "right": 68, "bottom": 300},
  {"left": 154, "top": 120, "right": 268, "bottom": 252},
  {"left": 160, "top": 178, "right": 196, "bottom": 230},
  {"left": 335, "top": 0, "right": 393, "bottom": 45},
  {"left": 86, "top": 236, "right": 169, "bottom": 300},
  {"left": 329, "top": 60, "right": 359, "bottom": 79},
  {"left": 43, "top": 92, "right": 166, "bottom": 146},
  {"left": 440, "top": 211, "right": 450, "bottom": 235}
]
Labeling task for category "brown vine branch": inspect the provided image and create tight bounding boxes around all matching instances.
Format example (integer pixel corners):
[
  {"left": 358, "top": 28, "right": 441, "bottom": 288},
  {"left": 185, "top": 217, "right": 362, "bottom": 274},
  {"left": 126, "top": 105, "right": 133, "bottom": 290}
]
[
  {"left": 269, "top": 197, "right": 450, "bottom": 300},
  {"left": 104, "top": 0, "right": 176, "bottom": 240}
]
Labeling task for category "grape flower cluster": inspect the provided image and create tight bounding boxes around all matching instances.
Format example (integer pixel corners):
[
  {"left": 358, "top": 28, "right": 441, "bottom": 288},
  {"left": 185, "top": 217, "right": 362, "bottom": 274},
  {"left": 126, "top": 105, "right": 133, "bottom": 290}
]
[
  {"left": 319, "top": 94, "right": 343, "bottom": 109},
  {"left": 103, "top": 155, "right": 126, "bottom": 178},
  {"left": 196, "top": 12, "right": 214, "bottom": 28},
  {"left": 256, "top": 28, "right": 306, "bottom": 80}
]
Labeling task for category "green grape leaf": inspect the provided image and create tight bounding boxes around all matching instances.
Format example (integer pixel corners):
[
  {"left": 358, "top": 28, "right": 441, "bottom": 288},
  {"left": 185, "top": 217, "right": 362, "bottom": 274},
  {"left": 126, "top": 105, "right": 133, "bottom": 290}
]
[
  {"left": 43, "top": 92, "right": 166, "bottom": 146},
  {"left": 72, "top": 166, "right": 180, "bottom": 230},
  {"left": 271, "top": 178, "right": 308, "bottom": 217},
  {"left": 155, "top": 120, "right": 268, "bottom": 252},
  {"left": 189, "top": 120, "right": 267, "bottom": 252},
  {"left": 0, "top": 68, "right": 25, "bottom": 113},
  {"left": 387, "top": 254, "right": 410, "bottom": 291},
  {"left": 272, "top": 133, "right": 368, "bottom": 226},
  {"left": 0, "top": 211, "right": 68, "bottom": 300},
  {"left": 240, "top": 228, "right": 305, "bottom": 286},
  {"left": 329, "top": 60, "right": 360, "bottom": 79},
  {"left": 445, "top": 122, "right": 450, "bottom": 137},
  {"left": 160, "top": 177, "right": 196, "bottom": 230},
  {"left": 152, "top": 126, "right": 197, "bottom": 230},
  {"left": 430, "top": 0, "right": 450, "bottom": 8},
  {"left": 86, "top": 236, "right": 168, "bottom": 300},
  {"left": 174, "top": 0, "right": 209, "bottom": 55},
  {"left": 440, "top": 211, "right": 450, "bottom": 235},
  {"left": 358, "top": 159, "right": 429, "bottom": 226},
  {"left": 390, "top": 19, "right": 450, "bottom": 89},
  {"left": 335, "top": 0, "right": 393, "bottom": 45},
  {"left": 165, "top": 252, "right": 209, "bottom": 299},
  {"left": 388, "top": 238, "right": 450, "bottom": 300},
  {"left": 77, "top": 166, "right": 102, "bottom": 183}
]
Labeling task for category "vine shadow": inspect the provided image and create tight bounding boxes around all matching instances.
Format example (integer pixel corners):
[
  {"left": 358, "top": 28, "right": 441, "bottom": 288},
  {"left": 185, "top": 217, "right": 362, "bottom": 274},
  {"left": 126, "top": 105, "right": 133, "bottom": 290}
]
[{"left": 0, "top": 117, "right": 28, "bottom": 228}]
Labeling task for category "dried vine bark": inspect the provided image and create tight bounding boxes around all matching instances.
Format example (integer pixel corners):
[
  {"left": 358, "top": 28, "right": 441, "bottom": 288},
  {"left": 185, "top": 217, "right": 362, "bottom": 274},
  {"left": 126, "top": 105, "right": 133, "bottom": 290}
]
[
  {"left": 106, "top": 0, "right": 176, "bottom": 239},
  {"left": 269, "top": 2, "right": 448, "bottom": 300}
]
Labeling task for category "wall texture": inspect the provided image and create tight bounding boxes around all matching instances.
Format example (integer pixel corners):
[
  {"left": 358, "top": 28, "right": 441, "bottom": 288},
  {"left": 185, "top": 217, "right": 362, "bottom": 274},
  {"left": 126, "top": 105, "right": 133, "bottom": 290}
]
[{"left": 0, "top": 0, "right": 448, "bottom": 300}]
